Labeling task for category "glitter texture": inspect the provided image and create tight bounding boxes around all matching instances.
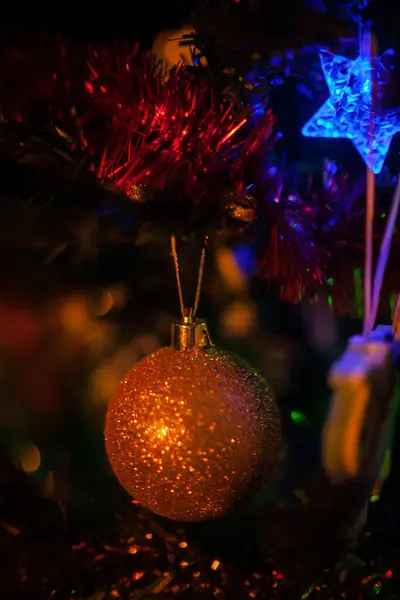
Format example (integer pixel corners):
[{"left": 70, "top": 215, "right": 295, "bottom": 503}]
[{"left": 105, "top": 345, "right": 281, "bottom": 522}]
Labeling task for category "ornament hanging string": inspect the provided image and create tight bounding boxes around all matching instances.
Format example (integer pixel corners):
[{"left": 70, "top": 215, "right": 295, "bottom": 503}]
[
  {"left": 369, "top": 175, "right": 400, "bottom": 331},
  {"left": 359, "top": 19, "right": 400, "bottom": 333},
  {"left": 170, "top": 234, "right": 207, "bottom": 322},
  {"left": 361, "top": 20, "right": 376, "bottom": 338},
  {"left": 363, "top": 168, "right": 375, "bottom": 336}
]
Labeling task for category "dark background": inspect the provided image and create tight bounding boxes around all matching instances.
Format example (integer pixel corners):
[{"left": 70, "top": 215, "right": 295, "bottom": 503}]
[{"left": 0, "top": 1, "right": 194, "bottom": 45}]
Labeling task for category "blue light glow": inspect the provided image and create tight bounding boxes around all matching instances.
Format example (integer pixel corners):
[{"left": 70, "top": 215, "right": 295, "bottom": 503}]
[
  {"left": 302, "top": 50, "right": 400, "bottom": 174},
  {"left": 233, "top": 244, "right": 254, "bottom": 276}
]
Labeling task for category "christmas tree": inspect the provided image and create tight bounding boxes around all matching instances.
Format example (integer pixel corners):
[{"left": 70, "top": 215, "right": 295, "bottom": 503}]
[{"left": 1, "top": 2, "right": 400, "bottom": 598}]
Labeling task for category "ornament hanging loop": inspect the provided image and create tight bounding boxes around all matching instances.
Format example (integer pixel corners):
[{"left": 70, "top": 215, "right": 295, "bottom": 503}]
[
  {"left": 170, "top": 234, "right": 212, "bottom": 351},
  {"left": 183, "top": 306, "right": 194, "bottom": 324},
  {"left": 171, "top": 317, "right": 213, "bottom": 351}
]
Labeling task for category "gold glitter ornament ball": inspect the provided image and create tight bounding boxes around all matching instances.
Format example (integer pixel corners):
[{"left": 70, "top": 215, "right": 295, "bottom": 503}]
[{"left": 105, "top": 344, "right": 281, "bottom": 522}]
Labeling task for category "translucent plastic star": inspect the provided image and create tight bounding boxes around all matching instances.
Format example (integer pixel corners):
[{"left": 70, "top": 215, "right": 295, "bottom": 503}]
[{"left": 302, "top": 50, "right": 400, "bottom": 174}]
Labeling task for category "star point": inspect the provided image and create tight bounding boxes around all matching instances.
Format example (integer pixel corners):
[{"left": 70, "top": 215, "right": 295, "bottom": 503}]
[{"left": 302, "top": 50, "right": 400, "bottom": 174}]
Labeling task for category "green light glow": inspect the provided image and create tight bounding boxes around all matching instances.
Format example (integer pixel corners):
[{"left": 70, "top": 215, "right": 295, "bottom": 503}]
[
  {"left": 390, "top": 293, "right": 397, "bottom": 320},
  {"left": 353, "top": 268, "right": 363, "bottom": 318},
  {"left": 291, "top": 411, "right": 307, "bottom": 425}
]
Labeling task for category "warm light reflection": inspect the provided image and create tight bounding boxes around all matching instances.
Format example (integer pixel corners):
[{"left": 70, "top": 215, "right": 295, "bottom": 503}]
[
  {"left": 152, "top": 27, "right": 194, "bottom": 69},
  {"left": 94, "top": 290, "right": 114, "bottom": 316},
  {"left": 158, "top": 426, "right": 169, "bottom": 438},
  {"left": 58, "top": 295, "right": 88, "bottom": 332},
  {"left": 220, "top": 301, "right": 257, "bottom": 338},
  {"left": 145, "top": 422, "right": 186, "bottom": 444},
  {"left": 216, "top": 248, "right": 248, "bottom": 293},
  {"left": 14, "top": 442, "right": 41, "bottom": 472},
  {"left": 90, "top": 343, "right": 141, "bottom": 405}
]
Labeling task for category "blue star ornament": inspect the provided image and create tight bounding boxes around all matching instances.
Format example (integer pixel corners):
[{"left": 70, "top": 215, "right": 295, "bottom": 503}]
[{"left": 302, "top": 50, "right": 400, "bottom": 174}]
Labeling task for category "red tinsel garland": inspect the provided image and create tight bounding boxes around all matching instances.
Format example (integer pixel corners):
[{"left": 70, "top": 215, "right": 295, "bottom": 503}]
[
  {"left": 84, "top": 46, "right": 274, "bottom": 207},
  {"left": 0, "top": 33, "right": 365, "bottom": 302},
  {"left": 80, "top": 45, "right": 329, "bottom": 301}
]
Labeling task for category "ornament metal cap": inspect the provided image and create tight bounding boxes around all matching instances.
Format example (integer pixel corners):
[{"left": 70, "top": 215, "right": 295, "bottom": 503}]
[{"left": 171, "top": 307, "right": 213, "bottom": 351}]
